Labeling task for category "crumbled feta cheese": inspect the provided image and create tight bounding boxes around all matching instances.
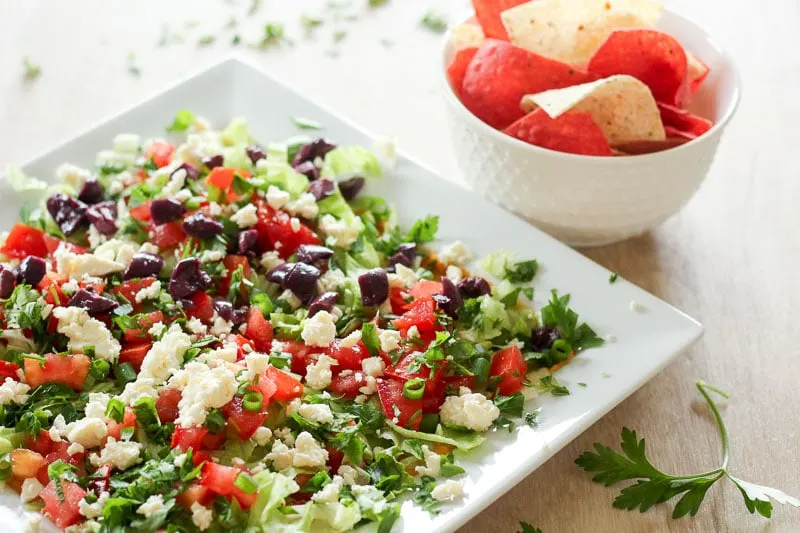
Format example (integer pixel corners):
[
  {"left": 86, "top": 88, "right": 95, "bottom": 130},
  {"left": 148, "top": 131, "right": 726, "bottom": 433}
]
[
  {"left": 174, "top": 189, "right": 192, "bottom": 202},
  {"left": 431, "top": 479, "right": 464, "bottom": 502},
  {"left": 79, "top": 492, "right": 109, "bottom": 519},
  {"left": 393, "top": 264, "right": 418, "bottom": 287},
  {"left": 260, "top": 251, "right": 284, "bottom": 272},
  {"left": 231, "top": 204, "right": 259, "bottom": 228},
  {"left": 312, "top": 475, "right": 344, "bottom": 503},
  {"left": 148, "top": 321, "right": 166, "bottom": 338},
  {"left": 339, "top": 330, "right": 362, "bottom": 348},
  {"left": 285, "top": 398, "right": 302, "bottom": 416},
  {"left": 338, "top": 465, "right": 359, "bottom": 486},
  {"left": 191, "top": 502, "right": 214, "bottom": 531},
  {"left": 87, "top": 225, "right": 107, "bottom": 249},
  {"left": 630, "top": 300, "right": 646, "bottom": 313},
  {"left": 265, "top": 185, "right": 291, "bottom": 210},
  {"left": 0, "top": 377, "right": 29, "bottom": 406},
  {"left": 406, "top": 325, "right": 420, "bottom": 339},
  {"left": 252, "top": 426, "right": 273, "bottom": 447},
  {"left": 113, "top": 133, "right": 140, "bottom": 154},
  {"left": 210, "top": 314, "right": 234, "bottom": 336},
  {"left": 53, "top": 306, "right": 121, "bottom": 362},
  {"left": 414, "top": 445, "right": 441, "bottom": 477},
  {"left": 54, "top": 244, "right": 124, "bottom": 279},
  {"left": 135, "top": 280, "right": 161, "bottom": 303},
  {"left": 293, "top": 431, "right": 329, "bottom": 468},
  {"left": 201, "top": 342, "right": 238, "bottom": 367},
  {"left": 199, "top": 250, "right": 224, "bottom": 263},
  {"left": 161, "top": 168, "right": 186, "bottom": 198},
  {"left": 137, "top": 495, "right": 165, "bottom": 518},
  {"left": 20, "top": 478, "right": 43, "bottom": 503},
  {"left": 138, "top": 323, "right": 191, "bottom": 383},
  {"left": 93, "top": 239, "right": 137, "bottom": 268},
  {"left": 439, "top": 241, "right": 472, "bottom": 266},
  {"left": 48, "top": 415, "right": 69, "bottom": 443},
  {"left": 90, "top": 437, "right": 142, "bottom": 470},
  {"left": 118, "top": 377, "right": 159, "bottom": 405},
  {"left": 359, "top": 376, "right": 378, "bottom": 396},
  {"left": 170, "top": 362, "right": 238, "bottom": 426},
  {"left": 317, "top": 269, "right": 346, "bottom": 293},
  {"left": 439, "top": 390, "right": 500, "bottom": 432},
  {"left": 378, "top": 330, "right": 401, "bottom": 353},
  {"left": 244, "top": 351, "right": 270, "bottom": 377},
  {"left": 67, "top": 417, "right": 108, "bottom": 449},
  {"left": 61, "top": 279, "right": 80, "bottom": 294},
  {"left": 278, "top": 289, "right": 302, "bottom": 310},
  {"left": 67, "top": 442, "right": 85, "bottom": 456},
  {"left": 305, "top": 354, "right": 337, "bottom": 390},
  {"left": 185, "top": 317, "right": 208, "bottom": 336},
  {"left": 298, "top": 403, "right": 334, "bottom": 424},
  {"left": 289, "top": 217, "right": 302, "bottom": 232},
  {"left": 138, "top": 242, "right": 160, "bottom": 255},
  {"left": 446, "top": 265, "right": 463, "bottom": 283},
  {"left": 266, "top": 440, "right": 294, "bottom": 471},
  {"left": 301, "top": 311, "right": 337, "bottom": 347},
  {"left": 318, "top": 214, "right": 363, "bottom": 248},
  {"left": 83, "top": 392, "right": 111, "bottom": 419},
  {"left": 56, "top": 163, "right": 92, "bottom": 191},
  {"left": 207, "top": 202, "right": 223, "bottom": 216},
  {"left": 285, "top": 192, "right": 319, "bottom": 219},
  {"left": 361, "top": 357, "right": 385, "bottom": 378}
]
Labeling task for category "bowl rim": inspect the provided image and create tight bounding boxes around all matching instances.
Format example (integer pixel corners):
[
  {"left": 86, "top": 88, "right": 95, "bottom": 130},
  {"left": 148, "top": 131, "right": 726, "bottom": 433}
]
[{"left": 439, "top": 8, "right": 743, "bottom": 164}]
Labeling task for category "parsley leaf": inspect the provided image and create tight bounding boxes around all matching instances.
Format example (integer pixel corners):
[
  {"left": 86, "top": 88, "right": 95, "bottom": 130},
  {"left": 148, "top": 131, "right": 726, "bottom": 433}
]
[
  {"left": 421, "top": 11, "right": 448, "bottom": 32},
  {"left": 361, "top": 323, "right": 381, "bottom": 357},
  {"left": 506, "top": 259, "right": 538, "bottom": 283},
  {"left": 166, "top": 110, "right": 195, "bottom": 132},
  {"left": 406, "top": 215, "right": 439, "bottom": 244},
  {"left": 537, "top": 375, "right": 570, "bottom": 396},
  {"left": 22, "top": 57, "right": 41, "bottom": 81},
  {"left": 540, "top": 290, "right": 604, "bottom": 352},
  {"left": 609, "top": 272, "right": 619, "bottom": 284},
  {"left": 518, "top": 522, "right": 543, "bottom": 533}
]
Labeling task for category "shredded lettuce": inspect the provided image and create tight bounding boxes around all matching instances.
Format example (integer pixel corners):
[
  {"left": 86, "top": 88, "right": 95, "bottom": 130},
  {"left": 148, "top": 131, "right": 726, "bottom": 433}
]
[
  {"left": 387, "top": 420, "right": 486, "bottom": 451},
  {"left": 257, "top": 163, "right": 310, "bottom": 198},
  {"left": 223, "top": 145, "right": 252, "bottom": 170},
  {"left": 481, "top": 250, "right": 516, "bottom": 279},
  {"left": 6, "top": 167, "right": 47, "bottom": 192},
  {"left": 309, "top": 502, "right": 362, "bottom": 532},
  {"left": 267, "top": 143, "right": 289, "bottom": 164},
  {"left": 248, "top": 470, "right": 300, "bottom": 528},
  {"left": 317, "top": 188, "right": 356, "bottom": 220},
  {"left": 221, "top": 117, "right": 251, "bottom": 146},
  {"left": 211, "top": 438, "right": 257, "bottom": 466},
  {"left": 321, "top": 146, "right": 382, "bottom": 180}
]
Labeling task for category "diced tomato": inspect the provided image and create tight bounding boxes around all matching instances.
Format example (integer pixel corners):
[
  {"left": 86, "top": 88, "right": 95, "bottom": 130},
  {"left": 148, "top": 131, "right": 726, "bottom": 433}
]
[
  {"left": 0, "top": 361, "right": 20, "bottom": 381},
  {"left": 151, "top": 220, "right": 186, "bottom": 250},
  {"left": 409, "top": 280, "right": 443, "bottom": 300},
  {"left": 119, "top": 343, "right": 152, "bottom": 372},
  {"left": 252, "top": 374, "right": 278, "bottom": 405},
  {"left": 392, "top": 298, "right": 438, "bottom": 334},
  {"left": 129, "top": 201, "right": 152, "bottom": 222},
  {"left": 443, "top": 375, "right": 476, "bottom": 393},
  {"left": 10, "top": 449, "right": 46, "bottom": 479},
  {"left": 147, "top": 141, "right": 175, "bottom": 168},
  {"left": 422, "top": 380, "right": 446, "bottom": 414},
  {"left": 285, "top": 341, "right": 319, "bottom": 376},
  {"left": 171, "top": 426, "right": 209, "bottom": 452},
  {"left": 287, "top": 474, "right": 315, "bottom": 504},
  {"left": 186, "top": 291, "right": 215, "bottom": 322},
  {"left": 44, "top": 439, "right": 82, "bottom": 467},
  {"left": 329, "top": 340, "right": 369, "bottom": 372},
  {"left": 389, "top": 286, "right": 409, "bottom": 314},
  {"left": 122, "top": 310, "right": 164, "bottom": 342},
  {"left": 177, "top": 483, "right": 213, "bottom": 509},
  {"left": 242, "top": 307, "right": 272, "bottom": 354},
  {"left": 202, "top": 430, "right": 227, "bottom": 451},
  {"left": 1, "top": 224, "right": 47, "bottom": 258},
  {"left": 114, "top": 278, "right": 155, "bottom": 307},
  {"left": 329, "top": 372, "right": 365, "bottom": 399},
  {"left": 106, "top": 408, "right": 136, "bottom": 441},
  {"left": 38, "top": 275, "right": 68, "bottom": 306},
  {"left": 24, "top": 353, "right": 91, "bottom": 390},
  {"left": 327, "top": 447, "right": 345, "bottom": 473},
  {"left": 41, "top": 480, "right": 86, "bottom": 528},
  {"left": 377, "top": 378, "right": 423, "bottom": 430},
  {"left": 261, "top": 366, "right": 303, "bottom": 401},
  {"left": 386, "top": 352, "right": 444, "bottom": 384},
  {"left": 206, "top": 167, "right": 237, "bottom": 189},
  {"left": 489, "top": 345, "right": 528, "bottom": 395},
  {"left": 42, "top": 234, "right": 84, "bottom": 256},
  {"left": 219, "top": 255, "right": 252, "bottom": 299},
  {"left": 222, "top": 397, "right": 269, "bottom": 439},
  {"left": 87, "top": 465, "right": 111, "bottom": 496},
  {"left": 155, "top": 388, "right": 182, "bottom": 423},
  {"left": 254, "top": 201, "right": 322, "bottom": 259},
  {"left": 26, "top": 433, "right": 55, "bottom": 456},
  {"left": 80, "top": 279, "right": 106, "bottom": 294},
  {"left": 200, "top": 462, "right": 257, "bottom": 509}
]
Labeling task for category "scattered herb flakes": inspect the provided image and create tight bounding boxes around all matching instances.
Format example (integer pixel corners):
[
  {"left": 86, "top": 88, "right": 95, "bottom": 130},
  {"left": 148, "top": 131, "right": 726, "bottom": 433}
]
[
  {"left": 226, "top": 16, "right": 238, "bottom": 30},
  {"left": 292, "top": 117, "right": 324, "bottom": 130},
  {"left": 333, "top": 29, "right": 347, "bottom": 42},
  {"left": 301, "top": 14, "right": 323, "bottom": 33},
  {"left": 258, "top": 22, "right": 285, "bottom": 48},
  {"left": 126, "top": 51, "right": 141, "bottom": 77},
  {"left": 609, "top": 272, "right": 619, "bottom": 284},
  {"left": 232, "top": 35, "right": 242, "bottom": 46},
  {"left": 421, "top": 11, "right": 448, "bottom": 33},
  {"left": 518, "top": 522, "right": 544, "bottom": 533},
  {"left": 197, "top": 35, "right": 216, "bottom": 46},
  {"left": 537, "top": 375, "right": 570, "bottom": 396},
  {"left": 22, "top": 57, "right": 41, "bottom": 81},
  {"left": 524, "top": 410, "right": 540, "bottom": 428},
  {"left": 379, "top": 38, "right": 394, "bottom": 48},
  {"left": 578, "top": 382, "right": 587, "bottom": 387},
  {"left": 368, "top": 0, "right": 389, "bottom": 7},
  {"left": 248, "top": 0, "right": 262, "bottom": 16}
]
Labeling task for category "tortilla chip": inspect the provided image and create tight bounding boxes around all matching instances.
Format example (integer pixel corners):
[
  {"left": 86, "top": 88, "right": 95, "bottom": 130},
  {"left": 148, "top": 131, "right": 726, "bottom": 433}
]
[
  {"left": 504, "top": 109, "right": 613, "bottom": 156},
  {"left": 501, "top": 0, "right": 663, "bottom": 65},
  {"left": 687, "top": 53, "right": 710, "bottom": 94},
  {"left": 521, "top": 74, "right": 665, "bottom": 145},
  {"left": 451, "top": 23, "right": 486, "bottom": 51}
]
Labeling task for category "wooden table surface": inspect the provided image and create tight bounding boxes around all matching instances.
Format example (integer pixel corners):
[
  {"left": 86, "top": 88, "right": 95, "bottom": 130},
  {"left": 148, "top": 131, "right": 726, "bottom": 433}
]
[{"left": 1, "top": 0, "right": 798, "bottom": 532}]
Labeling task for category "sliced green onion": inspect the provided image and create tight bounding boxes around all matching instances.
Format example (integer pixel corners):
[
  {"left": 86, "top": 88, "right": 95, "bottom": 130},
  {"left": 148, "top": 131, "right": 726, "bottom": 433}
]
[
  {"left": 403, "top": 378, "right": 426, "bottom": 400},
  {"left": 472, "top": 357, "right": 490, "bottom": 387},
  {"left": 184, "top": 197, "right": 202, "bottom": 210},
  {"left": 115, "top": 362, "right": 136, "bottom": 386},
  {"left": 242, "top": 391, "right": 263, "bottom": 412},
  {"left": 551, "top": 339, "right": 571, "bottom": 361},
  {"left": 105, "top": 398, "right": 125, "bottom": 423},
  {"left": 234, "top": 472, "right": 258, "bottom": 494},
  {"left": 250, "top": 292, "right": 274, "bottom": 316},
  {"left": 90, "top": 359, "right": 110, "bottom": 379}
]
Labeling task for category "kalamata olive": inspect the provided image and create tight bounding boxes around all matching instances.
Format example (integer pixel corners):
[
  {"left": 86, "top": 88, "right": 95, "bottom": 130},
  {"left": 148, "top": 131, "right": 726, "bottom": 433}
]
[
  {"left": 68, "top": 288, "right": 119, "bottom": 314},
  {"left": 284, "top": 263, "right": 321, "bottom": 304},
  {"left": 182, "top": 213, "right": 223, "bottom": 239},
  {"left": 387, "top": 243, "right": 417, "bottom": 270},
  {"left": 530, "top": 326, "right": 560, "bottom": 352},
  {"left": 174, "top": 162, "right": 200, "bottom": 181},
  {"left": 0, "top": 266, "right": 16, "bottom": 299},
  {"left": 246, "top": 145, "right": 267, "bottom": 165},
  {"left": 17, "top": 257, "right": 46, "bottom": 285},
  {"left": 150, "top": 198, "right": 186, "bottom": 225},
  {"left": 78, "top": 179, "right": 104, "bottom": 205},
  {"left": 123, "top": 252, "right": 164, "bottom": 280},
  {"left": 266, "top": 263, "right": 292, "bottom": 285},
  {"left": 86, "top": 201, "right": 118, "bottom": 236},
  {"left": 202, "top": 155, "right": 224, "bottom": 169},
  {"left": 294, "top": 161, "right": 319, "bottom": 181},
  {"left": 46, "top": 193, "right": 88, "bottom": 235},
  {"left": 339, "top": 177, "right": 365, "bottom": 201},
  {"left": 308, "top": 292, "right": 338, "bottom": 317},
  {"left": 433, "top": 277, "right": 462, "bottom": 318},
  {"left": 457, "top": 277, "right": 492, "bottom": 300},
  {"left": 295, "top": 244, "right": 334, "bottom": 266},
  {"left": 308, "top": 179, "right": 335, "bottom": 201},
  {"left": 291, "top": 138, "right": 337, "bottom": 167},
  {"left": 237, "top": 229, "right": 259, "bottom": 256},
  {"left": 358, "top": 269, "right": 389, "bottom": 307},
  {"left": 213, "top": 300, "right": 248, "bottom": 325},
  {"left": 169, "top": 258, "right": 211, "bottom": 300}
]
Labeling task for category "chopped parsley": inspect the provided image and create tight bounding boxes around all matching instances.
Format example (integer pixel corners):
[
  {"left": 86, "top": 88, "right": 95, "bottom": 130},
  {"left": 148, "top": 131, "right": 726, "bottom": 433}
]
[
  {"left": 421, "top": 11, "right": 448, "bottom": 32},
  {"left": 22, "top": 57, "right": 41, "bottom": 81}
]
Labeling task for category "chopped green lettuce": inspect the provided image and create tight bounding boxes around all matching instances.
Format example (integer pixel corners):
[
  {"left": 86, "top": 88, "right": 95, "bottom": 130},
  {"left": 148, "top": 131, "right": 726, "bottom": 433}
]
[
  {"left": 257, "top": 162, "right": 310, "bottom": 198},
  {"left": 321, "top": 146, "right": 382, "bottom": 180},
  {"left": 6, "top": 167, "right": 47, "bottom": 192},
  {"left": 221, "top": 117, "right": 251, "bottom": 146},
  {"left": 267, "top": 143, "right": 289, "bottom": 163},
  {"left": 387, "top": 420, "right": 486, "bottom": 451},
  {"left": 248, "top": 470, "right": 300, "bottom": 528}
]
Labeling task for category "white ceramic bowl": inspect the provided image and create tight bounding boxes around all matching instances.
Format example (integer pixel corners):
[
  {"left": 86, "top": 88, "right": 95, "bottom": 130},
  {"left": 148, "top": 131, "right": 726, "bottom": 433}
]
[{"left": 440, "top": 9, "right": 741, "bottom": 247}]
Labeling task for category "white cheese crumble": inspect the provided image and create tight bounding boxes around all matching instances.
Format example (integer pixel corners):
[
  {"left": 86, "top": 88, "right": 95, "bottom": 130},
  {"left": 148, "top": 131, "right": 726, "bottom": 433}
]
[
  {"left": 191, "top": 502, "right": 214, "bottom": 531},
  {"left": 361, "top": 357, "right": 385, "bottom": 378},
  {"left": 431, "top": 479, "right": 464, "bottom": 502},
  {"left": 137, "top": 494, "right": 165, "bottom": 518},
  {"left": 134, "top": 280, "right": 161, "bottom": 303},
  {"left": 312, "top": 475, "right": 344, "bottom": 503},
  {"left": 67, "top": 442, "right": 85, "bottom": 456},
  {"left": 446, "top": 265, "right": 463, "bottom": 283},
  {"left": 230, "top": 204, "right": 259, "bottom": 228},
  {"left": 297, "top": 403, "right": 334, "bottom": 424},
  {"left": 199, "top": 250, "right": 224, "bottom": 263},
  {"left": 337, "top": 465, "right": 359, "bottom": 486},
  {"left": 93, "top": 239, "right": 137, "bottom": 268},
  {"left": 317, "top": 269, "right": 346, "bottom": 294},
  {"left": 439, "top": 389, "right": 500, "bottom": 432},
  {"left": 279, "top": 289, "right": 302, "bottom": 310},
  {"left": 358, "top": 376, "right": 378, "bottom": 396},
  {"left": 439, "top": 241, "right": 473, "bottom": 266},
  {"left": 53, "top": 306, "right": 121, "bottom": 362},
  {"left": 393, "top": 264, "right": 419, "bottom": 287},
  {"left": 83, "top": 392, "right": 110, "bottom": 419},
  {"left": 407, "top": 325, "right": 420, "bottom": 340},
  {"left": 244, "top": 351, "right": 270, "bottom": 378},
  {"left": 20, "top": 478, "right": 43, "bottom": 503},
  {"left": 89, "top": 437, "right": 142, "bottom": 470},
  {"left": 118, "top": 377, "right": 159, "bottom": 405},
  {"left": 87, "top": 225, "right": 107, "bottom": 250},
  {"left": 138, "top": 324, "right": 191, "bottom": 383},
  {"left": 630, "top": 300, "right": 647, "bottom": 313},
  {"left": 170, "top": 361, "right": 238, "bottom": 427},
  {"left": 293, "top": 431, "right": 329, "bottom": 468},
  {"left": 260, "top": 251, "right": 284, "bottom": 272},
  {"left": 200, "top": 342, "right": 238, "bottom": 367},
  {"left": 148, "top": 321, "right": 166, "bottom": 338},
  {"left": 79, "top": 492, "right": 109, "bottom": 519},
  {"left": 66, "top": 417, "right": 108, "bottom": 449},
  {"left": 210, "top": 314, "right": 234, "bottom": 336},
  {"left": 339, "top": 330, "right": 362, "bottom": 348},
  {"left": 415, "top": 445, "right": 442, "bottom": 477},
  {"left": 301, "top": 311, "right": 337, "bottom": 347},
  {"left": 56, "top": 163, "right": 92, "bottom": 191},
  {"left": 266, "top": 440, "right": 294, "bottom": 471},
  {"left": 161, "top": 168, "right": 186, "bottom": 198},
  {"left": 252, "top": 426, "right": 273, "bottom": 447},
  {"left": 285, "top": 192, "right": 319, "bottom": 219},
  {"left": 378, "top": 330, "right": 401, "bottom": 353},
  {"left": 265, "top": 185, "right": 291, "bottom": 210},
  {"left": 305, "top": 354, "right": 337, "bottom": 390},
  {"left": 185, "top": 317, "right": 208, "bottom": 336},
  {"left": 0, "top": 378, "right": 29, "bottom": 406},
  {"left": 318, "top": 214, "right": 364, "bottom": 248},
  {"left": 138, "top": 242, "right": 160, "bottom": 255},
  {"left": 289, "top": 217, "right": 302, "bottom": 233}
]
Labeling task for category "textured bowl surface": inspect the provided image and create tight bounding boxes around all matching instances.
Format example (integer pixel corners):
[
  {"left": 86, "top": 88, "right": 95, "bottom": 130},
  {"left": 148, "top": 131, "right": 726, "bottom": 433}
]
[{"left": 441, "top": 9, "right": 741, "bottom": 247}]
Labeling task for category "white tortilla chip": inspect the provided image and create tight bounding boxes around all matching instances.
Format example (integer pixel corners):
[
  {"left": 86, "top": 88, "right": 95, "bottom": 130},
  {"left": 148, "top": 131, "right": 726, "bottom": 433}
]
[
  {"left": 502, "top": 0, "right": 663, "bottom": 65},
  {"left": 450, "top": 23, "right": 485, "bottom": 51},
  {"left": 521, "top": 75, "right": 666, "bottom": 145},
  {"left": 687, "top": 53, "right": 709, "bottom": 84}
]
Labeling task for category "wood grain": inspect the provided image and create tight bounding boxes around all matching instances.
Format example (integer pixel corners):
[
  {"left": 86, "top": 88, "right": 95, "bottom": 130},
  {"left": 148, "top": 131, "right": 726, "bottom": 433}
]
[{"left": 1, "top": 1, "right": 798, "bottom": 532}]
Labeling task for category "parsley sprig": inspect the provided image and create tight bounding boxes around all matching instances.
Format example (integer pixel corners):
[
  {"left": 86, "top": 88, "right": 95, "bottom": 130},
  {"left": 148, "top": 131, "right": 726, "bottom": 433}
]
[{"left": 576, "top": 381, "right": 800, "bottom": 519}]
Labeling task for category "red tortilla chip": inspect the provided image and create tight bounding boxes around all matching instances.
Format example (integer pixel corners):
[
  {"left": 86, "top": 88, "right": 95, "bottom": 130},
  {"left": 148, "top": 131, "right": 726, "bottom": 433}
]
[
  {"left": 587, "top": 29, "right": 689, "bottom": 107},
  {"left": 504, "top": 109, "right": 613, "bottom": 156},
  {"left": 461, "top": 40, "right": 598, "bottom": 129},
  {"left": 657, "top": 102, "right": 713, "bottom": 137},
  {"left": 614, "top": 135, "right": 692, "bottom": 155},
  {"left": 472, "top": 0, "right": 529, "bottom": 40},
  {"left": 664, "top": 125, "right": 697, "bottom": 141},
  {"left": 447, "top": 47, "right": 479, "bottom": 100}
]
